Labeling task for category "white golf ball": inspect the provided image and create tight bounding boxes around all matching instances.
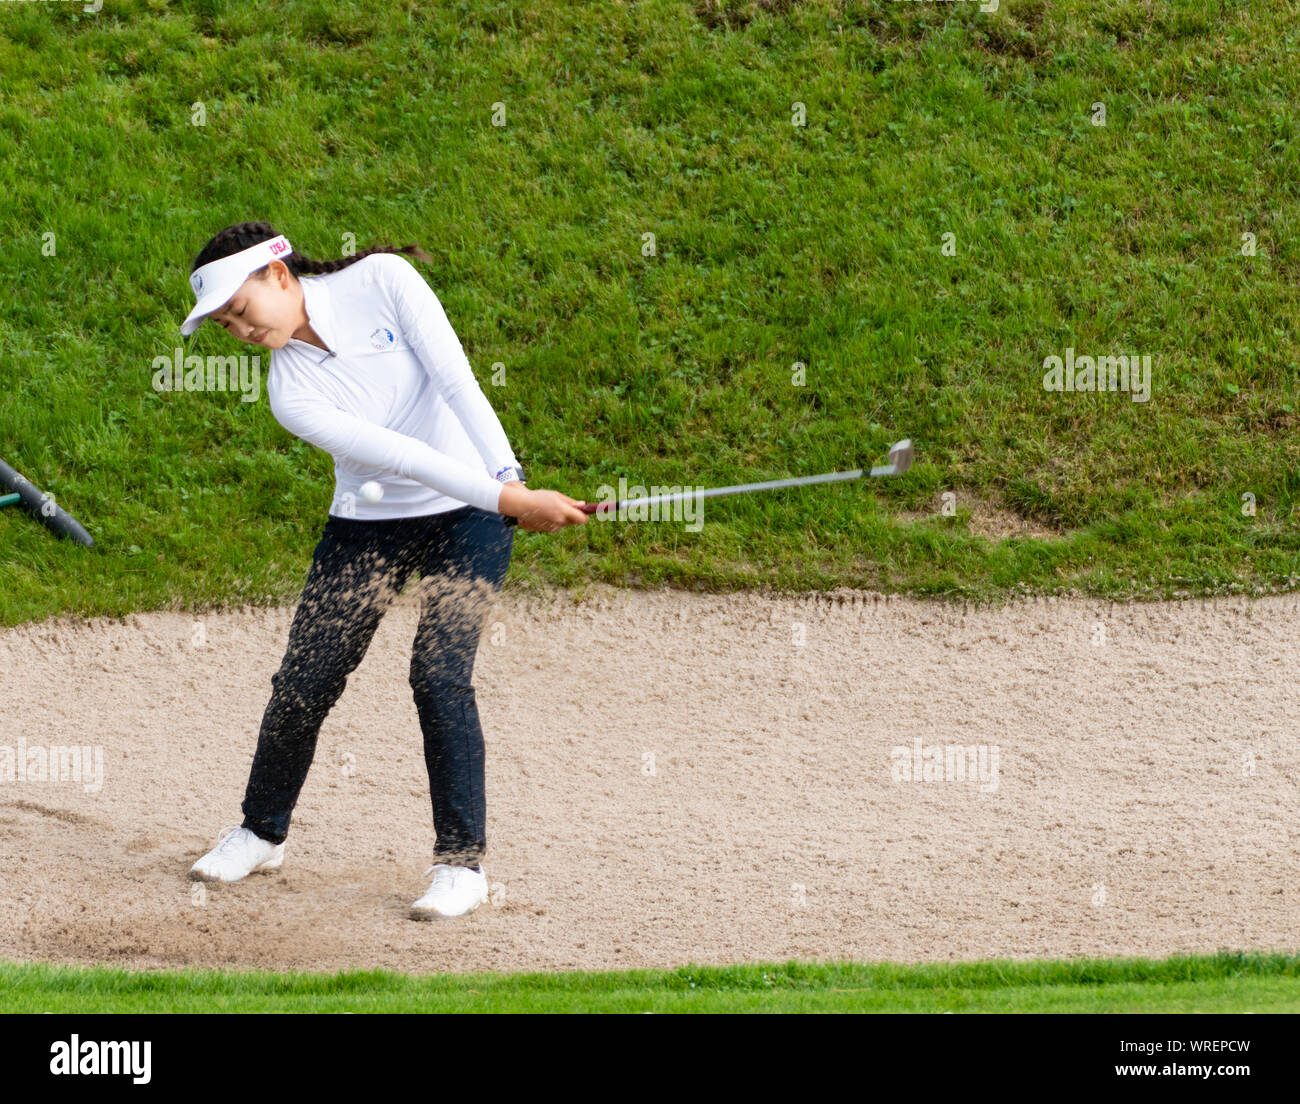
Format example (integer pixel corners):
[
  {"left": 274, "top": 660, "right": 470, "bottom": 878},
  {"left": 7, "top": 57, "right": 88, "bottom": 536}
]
[{"left": 359, "top": 481, "right": 384, "bottom": 504}]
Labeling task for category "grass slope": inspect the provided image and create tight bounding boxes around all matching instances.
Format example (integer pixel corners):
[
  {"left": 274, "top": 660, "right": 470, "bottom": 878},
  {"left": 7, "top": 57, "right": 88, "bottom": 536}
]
[{"left": 2, "top": 1, "right": 1300, "bottom": 621}]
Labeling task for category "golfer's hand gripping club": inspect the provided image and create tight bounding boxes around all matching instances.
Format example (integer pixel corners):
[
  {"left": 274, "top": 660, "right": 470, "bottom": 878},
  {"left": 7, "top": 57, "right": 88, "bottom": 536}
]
[{"left": 498, "top": 483, "right": 589, "bottom": 532}]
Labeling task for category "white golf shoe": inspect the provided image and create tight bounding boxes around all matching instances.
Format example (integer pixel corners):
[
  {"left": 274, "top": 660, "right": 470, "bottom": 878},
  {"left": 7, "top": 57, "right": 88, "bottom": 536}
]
[
  {"left": 189, "top": 825, "right": 285, "bottom": 883},
  {"left": 410, "top": 863, "right": 489, "bottom": 920}
]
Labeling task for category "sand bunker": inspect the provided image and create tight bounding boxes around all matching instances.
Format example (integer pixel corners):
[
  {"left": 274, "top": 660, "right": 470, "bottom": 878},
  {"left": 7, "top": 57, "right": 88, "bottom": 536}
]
[{"left": 0, "top": 584, "right": 1295, "bottom": 974}]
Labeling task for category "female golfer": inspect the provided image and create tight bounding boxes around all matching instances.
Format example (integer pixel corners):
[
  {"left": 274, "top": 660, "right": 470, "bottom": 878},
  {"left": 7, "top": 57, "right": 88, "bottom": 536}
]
[{"left": 182, "top": 222, "right": 587, "bottom": 919}]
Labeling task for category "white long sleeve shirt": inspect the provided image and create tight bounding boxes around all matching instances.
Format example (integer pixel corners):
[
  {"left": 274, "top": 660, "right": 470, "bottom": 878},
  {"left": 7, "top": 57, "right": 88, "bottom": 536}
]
[{"left": 268, "top": 252, "right": 521, "bottom": 519}]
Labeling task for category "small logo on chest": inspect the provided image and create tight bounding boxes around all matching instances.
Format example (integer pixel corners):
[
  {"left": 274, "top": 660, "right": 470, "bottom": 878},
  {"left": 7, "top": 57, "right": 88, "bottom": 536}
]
[{"left": 369, "top": 327, "right": 396, "bottom": 351}]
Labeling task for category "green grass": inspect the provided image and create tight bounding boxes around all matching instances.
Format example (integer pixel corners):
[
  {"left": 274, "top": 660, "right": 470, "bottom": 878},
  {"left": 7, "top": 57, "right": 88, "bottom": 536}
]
[
  {"left": 1, "top": 951, "right": 1296, "bottom": 1012},
  {"left": 3, "top": 0, "right": 1300, "bottom": 623}
]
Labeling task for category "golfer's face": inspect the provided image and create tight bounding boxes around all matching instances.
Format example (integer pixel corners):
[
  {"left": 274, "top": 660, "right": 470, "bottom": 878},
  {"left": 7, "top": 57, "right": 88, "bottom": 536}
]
[{"left": 207, "top": 272, "right": 294, "bottom": 349}]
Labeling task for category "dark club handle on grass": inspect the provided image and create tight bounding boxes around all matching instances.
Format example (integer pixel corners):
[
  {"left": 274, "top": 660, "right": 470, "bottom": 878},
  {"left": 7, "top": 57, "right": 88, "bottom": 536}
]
[{"left": 0, "top": 457, "right": 94, "bottom": 548}]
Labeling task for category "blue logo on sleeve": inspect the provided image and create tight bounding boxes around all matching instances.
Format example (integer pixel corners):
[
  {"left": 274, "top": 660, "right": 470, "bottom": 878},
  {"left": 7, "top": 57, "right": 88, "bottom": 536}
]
[{"left": 369, "top": 327, "right": 395, "bottom": 350}]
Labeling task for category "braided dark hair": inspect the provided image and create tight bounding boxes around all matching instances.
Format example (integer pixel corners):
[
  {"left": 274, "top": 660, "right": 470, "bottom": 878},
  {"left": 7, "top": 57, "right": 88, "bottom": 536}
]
[{"left": 190, "top": 221, "right": 432, "bottom": 279}]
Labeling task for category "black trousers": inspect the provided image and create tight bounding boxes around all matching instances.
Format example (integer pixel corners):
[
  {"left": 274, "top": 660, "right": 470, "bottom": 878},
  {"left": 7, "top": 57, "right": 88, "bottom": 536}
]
[{"left": 240, "top": 505, "right": 513, "bottom": 866}]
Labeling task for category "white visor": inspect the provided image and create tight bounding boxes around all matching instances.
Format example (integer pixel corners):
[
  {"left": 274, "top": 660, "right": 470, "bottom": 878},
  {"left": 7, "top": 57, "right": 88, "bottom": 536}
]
[{"left": 180, "top": 234, "right": 293, "bottom": 335}]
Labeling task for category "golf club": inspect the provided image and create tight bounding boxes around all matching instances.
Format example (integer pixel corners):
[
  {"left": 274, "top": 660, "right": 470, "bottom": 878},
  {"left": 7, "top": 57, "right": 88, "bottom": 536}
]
[
  {"left": 0, "top": 457, "right": 94, "bottom": 547},
  {"left": 578, "top": 438, "right": 914, "bottom": 517}
]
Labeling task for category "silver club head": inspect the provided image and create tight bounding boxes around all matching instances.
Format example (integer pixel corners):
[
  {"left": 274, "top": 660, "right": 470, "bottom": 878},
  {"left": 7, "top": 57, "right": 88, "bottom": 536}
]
[{"left": 870, "top": 438, "right": 914, "bottom": 477}]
